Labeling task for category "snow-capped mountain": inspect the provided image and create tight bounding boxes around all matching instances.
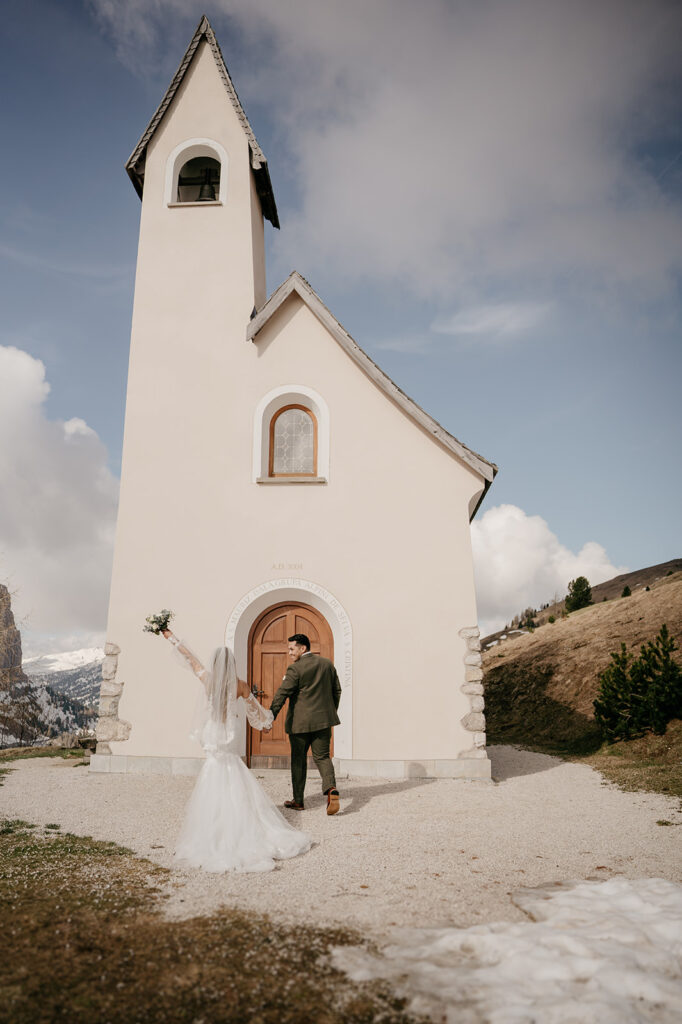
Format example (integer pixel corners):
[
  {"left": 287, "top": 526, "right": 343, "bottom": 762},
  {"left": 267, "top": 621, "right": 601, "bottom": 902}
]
[
  {"left": 24, "top": 647, "right": 104, "bottom": 708},
  {"left": 23, "top": 648, "right": 104, "bottom": 675}
]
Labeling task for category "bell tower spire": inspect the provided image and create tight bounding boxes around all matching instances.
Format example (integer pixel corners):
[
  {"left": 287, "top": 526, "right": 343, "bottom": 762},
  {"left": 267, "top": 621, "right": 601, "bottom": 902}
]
[
  {"left": 125, "top": 15, "right": 276, "bottom": 329},
  {"left": 126, "top": 16, "right": 278, "bottom": 228}
]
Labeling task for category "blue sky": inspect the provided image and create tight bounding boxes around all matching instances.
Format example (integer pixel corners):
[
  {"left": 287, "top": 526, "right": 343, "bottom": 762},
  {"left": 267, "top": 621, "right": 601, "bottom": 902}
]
[{"left": 1, "top": 0, "right": 681, "bottom": 653}]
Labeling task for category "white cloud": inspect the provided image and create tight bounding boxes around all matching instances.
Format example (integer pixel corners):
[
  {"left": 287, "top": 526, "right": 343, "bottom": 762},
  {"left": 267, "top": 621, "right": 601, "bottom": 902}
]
[
  {"left": 471, "top": 504, "right": 627, "bottom": 636},
  {"left": 431, "top": 302, "right": 550, "bottom": 339},
  {"left": 376, "top": 300, "right": 549, "bottom": 351},
  {"left": 0, "top": 346, "right": 118, "bottom": 657}
]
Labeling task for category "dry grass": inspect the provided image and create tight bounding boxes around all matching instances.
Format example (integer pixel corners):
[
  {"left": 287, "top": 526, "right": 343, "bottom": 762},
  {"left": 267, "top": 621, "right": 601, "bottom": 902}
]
[
  {"left": 484, "top": 572, "right": 682, "bottom": 722},
  {"left": 0, "top": 745, "right": 87, "bottom": 762},
  {"left": 0, "top": 816, "right": 424, "bottom": 1024},
  {"left": 0, "top": 746, "right": 87, "bottom": 785},
  {"left": 577, "top": 719, "right": 682, "bottom": 804}
]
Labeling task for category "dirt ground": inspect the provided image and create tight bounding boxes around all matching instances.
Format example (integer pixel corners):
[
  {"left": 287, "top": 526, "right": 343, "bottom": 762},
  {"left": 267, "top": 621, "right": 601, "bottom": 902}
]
[{"left": 1, "top": 746, "right": 680, "bottom": 936}]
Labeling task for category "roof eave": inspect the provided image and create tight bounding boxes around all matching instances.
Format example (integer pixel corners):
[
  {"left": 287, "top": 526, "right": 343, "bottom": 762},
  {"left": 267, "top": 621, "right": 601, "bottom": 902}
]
[
  {"left": 126, "top": 163, "right": 143, "bottom": 199},
  {"left": 253, "top": 164, "right": 280, "bottom": 230},
  {"left": 469, "top": 472, "right": 497, "bottom": 522}
]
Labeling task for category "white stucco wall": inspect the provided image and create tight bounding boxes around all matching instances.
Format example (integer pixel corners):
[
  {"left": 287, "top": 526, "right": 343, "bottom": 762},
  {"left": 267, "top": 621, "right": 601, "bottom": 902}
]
[{"left": 104, "top": 40, "right": 489, "bottom": 776}]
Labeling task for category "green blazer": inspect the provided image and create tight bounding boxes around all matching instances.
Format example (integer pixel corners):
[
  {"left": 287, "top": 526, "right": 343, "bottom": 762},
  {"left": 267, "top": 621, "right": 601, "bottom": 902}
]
[{"left": 270, "top": 653, "right": 342, "bottom": 734}]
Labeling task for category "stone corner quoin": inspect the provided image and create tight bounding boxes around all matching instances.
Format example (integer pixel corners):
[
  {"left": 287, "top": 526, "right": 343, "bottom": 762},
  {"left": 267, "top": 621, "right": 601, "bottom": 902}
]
[{"left": 458, "top": 626, "right": 487, "bottom": 760}]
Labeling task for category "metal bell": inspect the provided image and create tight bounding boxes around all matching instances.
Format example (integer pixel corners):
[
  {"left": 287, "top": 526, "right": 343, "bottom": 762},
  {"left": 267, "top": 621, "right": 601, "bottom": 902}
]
[{"left": 197, "top": 169, "right": 216, "bottom": 201}]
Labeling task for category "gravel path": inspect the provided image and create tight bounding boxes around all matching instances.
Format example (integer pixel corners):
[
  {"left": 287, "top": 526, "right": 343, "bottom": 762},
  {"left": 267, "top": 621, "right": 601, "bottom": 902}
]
[{"left": 2, "top": 747, "right": 680, "bottom": 937}]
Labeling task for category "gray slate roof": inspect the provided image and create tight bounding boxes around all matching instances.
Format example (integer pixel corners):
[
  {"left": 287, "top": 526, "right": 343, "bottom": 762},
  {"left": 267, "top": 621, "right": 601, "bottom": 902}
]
[
  {"left": 125, "top": 16, "right": 279, "bottom": 228},
  {"left": 248, "top": 272, "right": 498, "bottom": 518}
]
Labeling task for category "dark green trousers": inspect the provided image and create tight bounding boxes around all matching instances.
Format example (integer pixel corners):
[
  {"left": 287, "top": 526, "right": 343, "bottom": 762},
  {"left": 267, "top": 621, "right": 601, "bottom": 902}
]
[{"left": 289, "top": 728, "right": 336, "bottom": 805}]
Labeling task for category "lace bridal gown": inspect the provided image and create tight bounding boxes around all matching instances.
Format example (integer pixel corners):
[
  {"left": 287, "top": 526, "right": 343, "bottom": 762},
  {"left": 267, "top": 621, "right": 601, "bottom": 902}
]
[{"left": 167, "top": 635, "right": 311, "bottom": 872}]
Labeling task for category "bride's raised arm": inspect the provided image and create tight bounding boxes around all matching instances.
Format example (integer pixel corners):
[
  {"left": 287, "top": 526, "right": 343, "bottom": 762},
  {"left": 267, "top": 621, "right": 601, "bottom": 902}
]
[
  {"left": 161, "top": 631, "right": 271, "bottom": 729},
  {"left": 162, "top": 630, "right": 210, "bottom": 686}
]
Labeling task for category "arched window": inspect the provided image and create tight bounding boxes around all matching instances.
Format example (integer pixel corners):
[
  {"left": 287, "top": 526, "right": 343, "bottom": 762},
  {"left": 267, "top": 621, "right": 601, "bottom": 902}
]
[
  {"left": 269, "top": 405, "right": 317, "bottom": 477},
  {"left": 176, "top": 156, "right": 221, "bottom": 203},
  {"left": 253, "top": 385, "right": 329, "bottom": 483}
]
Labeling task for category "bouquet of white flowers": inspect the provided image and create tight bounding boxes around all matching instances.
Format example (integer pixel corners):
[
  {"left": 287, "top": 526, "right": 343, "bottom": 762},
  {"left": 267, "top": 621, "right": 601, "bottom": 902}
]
[{"left": 143, "top": 609, "right": 174, "bottom": 635}]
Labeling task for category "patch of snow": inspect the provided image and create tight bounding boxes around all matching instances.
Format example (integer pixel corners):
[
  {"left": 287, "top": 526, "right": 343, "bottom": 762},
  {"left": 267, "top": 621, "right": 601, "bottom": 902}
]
[
  {"left": 332, "top": 877, "right": 682, "bottom": 1023},
  {"left": 23, "top": 647, "right": 104, "bottom": 673},
  {"left": 486, "top": 640, "right": 499, "bottom": 648}
]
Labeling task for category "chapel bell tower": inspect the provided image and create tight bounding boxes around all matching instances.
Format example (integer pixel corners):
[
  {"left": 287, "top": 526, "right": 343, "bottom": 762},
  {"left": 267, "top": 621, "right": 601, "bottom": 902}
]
[{"left": 100, "top": 17, "right": 280, "bottom": 754}]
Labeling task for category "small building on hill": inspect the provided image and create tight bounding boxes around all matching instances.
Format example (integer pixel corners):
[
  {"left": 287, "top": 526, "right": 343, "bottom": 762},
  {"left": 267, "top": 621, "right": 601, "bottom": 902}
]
[{"left": 93, "top": 17, "right": 497, "bottom": 779}]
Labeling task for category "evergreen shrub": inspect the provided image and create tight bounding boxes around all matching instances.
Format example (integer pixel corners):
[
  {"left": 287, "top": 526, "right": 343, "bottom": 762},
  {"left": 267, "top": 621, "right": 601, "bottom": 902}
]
[
  {"left": 593, "top": 625, "right": 682, "bottom": 741},
  {"left": 565, "top": 576, "right": 592, "bottom": 612}
]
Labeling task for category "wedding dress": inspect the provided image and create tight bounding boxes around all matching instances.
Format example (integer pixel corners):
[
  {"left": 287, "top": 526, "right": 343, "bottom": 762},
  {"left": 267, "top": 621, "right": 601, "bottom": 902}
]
[{"left": 168, "top": 635, "right": 311, "bottom": 872}]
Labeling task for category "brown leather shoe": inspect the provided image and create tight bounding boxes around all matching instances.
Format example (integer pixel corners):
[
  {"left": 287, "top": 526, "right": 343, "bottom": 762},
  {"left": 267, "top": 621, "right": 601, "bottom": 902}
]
[
  {"left": 326, "top": 789, "right": 340, "bottom": 816},
  {"left": 284, "top": 800, "right": 304, "bottom": 810}
]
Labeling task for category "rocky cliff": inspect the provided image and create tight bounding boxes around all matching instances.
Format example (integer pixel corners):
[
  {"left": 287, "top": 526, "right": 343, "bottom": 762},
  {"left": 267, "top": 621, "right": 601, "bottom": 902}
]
[
  {"left": 0, "top": 583, "right": 29, "bottom": 688},
  {"left": 0, "top": 585, "right": 91, "bottom": 746}
]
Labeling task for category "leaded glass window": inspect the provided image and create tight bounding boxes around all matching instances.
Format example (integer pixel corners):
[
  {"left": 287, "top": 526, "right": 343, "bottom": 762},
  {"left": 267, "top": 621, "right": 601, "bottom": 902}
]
[{"left": 270, "top": 406, "right": 316, "bottom": 476}]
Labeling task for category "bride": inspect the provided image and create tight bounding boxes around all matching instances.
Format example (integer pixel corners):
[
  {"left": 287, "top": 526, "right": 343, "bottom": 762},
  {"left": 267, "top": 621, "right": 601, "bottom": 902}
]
[{"left": 160, "top": 628, "right": 311, "bottom": 872}]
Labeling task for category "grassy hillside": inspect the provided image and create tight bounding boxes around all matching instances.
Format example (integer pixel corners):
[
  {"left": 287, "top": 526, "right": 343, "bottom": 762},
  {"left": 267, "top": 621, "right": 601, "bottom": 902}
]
[
  {"left": 585, "top": 558, "right": 682, "bottom": 604},
  {"left": 483, "top": 571, "right": 682, "bottom": 799},
  {"left": 482, "top": 557, "right": 682, "bottom": 645}
]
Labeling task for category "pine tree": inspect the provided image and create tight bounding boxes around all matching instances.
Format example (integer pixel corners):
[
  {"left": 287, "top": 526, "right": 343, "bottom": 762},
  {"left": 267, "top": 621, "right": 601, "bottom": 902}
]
[
  {"left": 621, "top": 584, "right": 631, "bottom": 597},
  {"left": 594, "top": 645, "right": 637, "bottom": 740},
  {"left": 10, "top": 680, "right": 42, "bottom": 746},
  {"left": 635, "top": 625, "right": 681, "bottom": 734},
  {"left": 594, "top": 625, "right": 681, "bottom": 741},
  {"left": 565, "top": 576, "right": 593, "bottom": 612}
]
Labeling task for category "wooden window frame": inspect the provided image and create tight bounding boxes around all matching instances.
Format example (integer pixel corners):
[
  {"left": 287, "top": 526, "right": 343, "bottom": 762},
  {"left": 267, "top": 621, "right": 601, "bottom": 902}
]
[{"left": 268, "top": 404, "right": 318, "bottom": 478}]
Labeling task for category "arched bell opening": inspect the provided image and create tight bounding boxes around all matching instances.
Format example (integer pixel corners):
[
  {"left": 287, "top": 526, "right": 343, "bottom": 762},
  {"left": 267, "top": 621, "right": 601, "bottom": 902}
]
[
  {"left": 165, "top": 138, "right": 228, "bottom": 207},
  {"left": 176, "top": 156, "right": 221, "bottom": 203}
]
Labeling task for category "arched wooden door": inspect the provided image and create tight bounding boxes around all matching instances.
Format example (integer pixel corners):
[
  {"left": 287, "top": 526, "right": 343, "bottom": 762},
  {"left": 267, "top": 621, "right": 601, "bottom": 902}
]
[{"left": 248, "top": 602, "right": 334, "bottom": 768}]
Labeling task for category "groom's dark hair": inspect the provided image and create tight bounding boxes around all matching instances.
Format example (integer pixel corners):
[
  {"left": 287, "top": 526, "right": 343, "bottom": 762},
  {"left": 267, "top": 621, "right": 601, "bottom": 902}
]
[{"left": 288, "top": 633, "right": 311, "bottom": 651}]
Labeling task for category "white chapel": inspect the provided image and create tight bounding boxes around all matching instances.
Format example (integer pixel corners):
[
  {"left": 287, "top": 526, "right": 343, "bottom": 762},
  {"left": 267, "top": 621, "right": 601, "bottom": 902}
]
[{"left": 93, "top": 17, "right": 498, "bottom": 780}]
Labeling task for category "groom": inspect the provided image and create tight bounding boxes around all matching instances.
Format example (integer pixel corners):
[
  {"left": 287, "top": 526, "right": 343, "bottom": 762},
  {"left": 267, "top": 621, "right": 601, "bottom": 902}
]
[{"left": 269, "top": 633, "right": 341, "bottom": 815}]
